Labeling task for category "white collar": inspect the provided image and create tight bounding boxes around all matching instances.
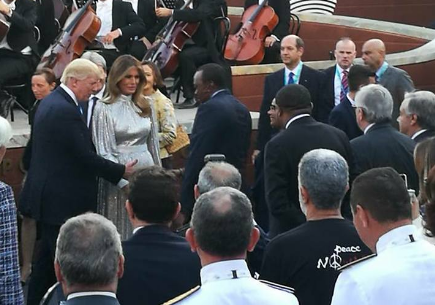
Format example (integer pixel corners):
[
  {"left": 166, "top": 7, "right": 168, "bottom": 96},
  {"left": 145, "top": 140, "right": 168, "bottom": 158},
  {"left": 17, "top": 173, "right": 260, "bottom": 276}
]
[
  {"left": 200, "top": 259, "right": 251, "bottom": 285},
  {"left": 285, "top": 114, "right": 310, "bottom": 129},
  {"left": 132, "top": 226, "right": 145, "bottom": 235},
  {"left": 346, "top": 93, "right": 355, "bottom": 106},
  {"left": 411, "top": 129, "right": 428, "bottom": 140},
  {"left": 60, "top": 83, "right": 78, "bottom": 106},
  {"left": 211, "top": 89, "right": 226, "bottom": 98},
  {"left": 97, "top": 0, "right": 113, "bottom": 7},
  {"left": 336, "top": 64, "right": 350, "bottom": 75},
  {"left": 67, "top": 291, "right": 117, "bottom": 300},
  {"left": 364, "top": 123, "right": 375, "bottom": 134},
  {"left": 376, "top": 225, "right": 418, "bottom": 254}
]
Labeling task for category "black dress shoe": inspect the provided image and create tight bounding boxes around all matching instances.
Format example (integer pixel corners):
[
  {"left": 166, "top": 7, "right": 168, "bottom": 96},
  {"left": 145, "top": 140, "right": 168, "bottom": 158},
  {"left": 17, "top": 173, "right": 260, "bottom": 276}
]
[{"left": 175, "top": 98, "right": 199, "bottom": 109}]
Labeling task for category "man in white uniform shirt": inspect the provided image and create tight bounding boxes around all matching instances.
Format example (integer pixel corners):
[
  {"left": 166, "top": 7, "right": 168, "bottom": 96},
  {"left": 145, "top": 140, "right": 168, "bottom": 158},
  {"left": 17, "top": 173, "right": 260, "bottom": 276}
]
[
  {"left": 164, "top": 187, "right": 299, "bottom": 305},
  {"left": 331, "top": 167, "right": 435, "bottom": 305}
]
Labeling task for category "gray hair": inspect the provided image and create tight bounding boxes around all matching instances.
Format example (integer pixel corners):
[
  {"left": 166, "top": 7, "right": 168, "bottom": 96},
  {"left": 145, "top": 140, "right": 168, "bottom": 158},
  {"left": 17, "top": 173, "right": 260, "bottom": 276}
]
[
  {"left": 81, "top": 51, "right": 107, "bottom": 72},
  {"left": 55, "top": 213, "right": 122, "bottom": 287},
  {"left": 191, "top": 187, "right": 254, "bottom": 257},
  {"left": 355, "top": 84, "right": 393, "bottom": 123},
  {"left": 402, "top": 91, "right": 435, "bottom": 130},
  {"left": 298, "top": 149, "right": 349, "bottom": 210},
  {"left": 197, "top": 162, "right": 242, "bottom": 195},
  {"left": 0, "top": 116, "right": 12, "bottom": 147}
]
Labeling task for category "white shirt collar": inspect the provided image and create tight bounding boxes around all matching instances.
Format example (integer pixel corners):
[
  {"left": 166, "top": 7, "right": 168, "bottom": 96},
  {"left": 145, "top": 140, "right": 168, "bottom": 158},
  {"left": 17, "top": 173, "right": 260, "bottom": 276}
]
[
  {"left": 376, "top": 224, "right": 418, "bottom": 254},
  {"left": 200, "top": 259, "right": 251, "bottom": 285},
  {"left": 67, "top": 291, "right": 117, "bottom": 300},
  {"left": 60, "top": 83, "right": 79, "bottom": 106},
  {"left": 364, "top": 123, "right": 375, "bottom": 134},
  {"left": 211, "top": 89, "right": 226, "bottom": 98},
  {"left": 411, "top": 129, "right": 428, "bottom": 140},
  {"left": 132, "top": 226, "right": 145, "bottom": 235},
  {"left": 285, "top": 113, "right": 310, "bottom": 129},
  {"left": 336, "top": 64, "right": 350, "bottom": 75},
  {"left": 346, "top": 93, "right": 355, "bottom": 106},
  {"left": 91, "top": 84, "right": 106, "bottom": 100}
]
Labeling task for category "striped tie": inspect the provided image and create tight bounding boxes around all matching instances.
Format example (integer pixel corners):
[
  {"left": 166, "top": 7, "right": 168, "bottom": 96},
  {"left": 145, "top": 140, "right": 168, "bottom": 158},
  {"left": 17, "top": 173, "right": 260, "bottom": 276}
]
[{"left": 340, "top": 70, "right": 349, "bottom": 102}]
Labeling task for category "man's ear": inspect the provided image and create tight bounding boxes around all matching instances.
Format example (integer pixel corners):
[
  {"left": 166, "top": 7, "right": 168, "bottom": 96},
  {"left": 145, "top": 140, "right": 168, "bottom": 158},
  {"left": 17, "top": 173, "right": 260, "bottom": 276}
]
[
  {"left": 54, "top": 260, "right": 63, "bottom": 283},
  {"left": 171, "top": 202, "right": 181, "bottom": 221},
  {"left": 117, "top": 255, "right": 125, "bottom": 279},
  {"left": 247, "top": 227, "right": 260, "bottom": 252},
  {"left": 300, "top": 185, "right": 309, "bottom": 205},
  {"left": 410, "top": 114, "right": 418, "bottom": 126},
  {"left": 356, "top": 205, "right": 370, "bottom": 228},
  {"left": 125, "top": 200, "right": 134, "bottom": 220},
  {"left": 186, "top": 228, "right": 198, "bottom": 253},
  {"left": 194, "top": 184, "right": 200, "bottom": 200}
]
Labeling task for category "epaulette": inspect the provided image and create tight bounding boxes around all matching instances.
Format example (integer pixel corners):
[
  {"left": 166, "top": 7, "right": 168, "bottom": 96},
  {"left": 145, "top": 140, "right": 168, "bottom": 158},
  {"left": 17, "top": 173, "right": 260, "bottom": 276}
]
[
  {"left": 338, "top": 253, "right": 377, "bottom": 271},
  {"left": 162, "top": 286, "right": 200, "bottom": 305},
  {"left": 259, "top": 279, "right": 295, "bottom": 294}
]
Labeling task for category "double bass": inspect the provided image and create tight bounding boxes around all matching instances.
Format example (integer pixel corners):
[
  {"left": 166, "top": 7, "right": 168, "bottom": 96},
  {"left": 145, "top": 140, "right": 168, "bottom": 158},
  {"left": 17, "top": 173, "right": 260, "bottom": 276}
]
[
  {"left": 224, "top": 0, "right": 278, "bottom": 65},
  {"left": 37, "top": 0, "right": 101, "bottom": 79},
  {"left": 144, "top": 0, "right": 199, "bottom": 79}
]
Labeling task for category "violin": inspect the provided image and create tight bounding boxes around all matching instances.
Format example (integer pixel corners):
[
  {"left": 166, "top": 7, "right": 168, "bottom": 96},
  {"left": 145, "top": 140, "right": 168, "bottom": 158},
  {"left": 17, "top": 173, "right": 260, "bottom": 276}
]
[
  {"left": 224, "top": 0, "right": 278, "bottom": 65},
  {"left": 37, "top": 0, "right": 101, "bottom": 79},
  {"left": 144, "top": 0, "right": 199, "bottom": 79}
]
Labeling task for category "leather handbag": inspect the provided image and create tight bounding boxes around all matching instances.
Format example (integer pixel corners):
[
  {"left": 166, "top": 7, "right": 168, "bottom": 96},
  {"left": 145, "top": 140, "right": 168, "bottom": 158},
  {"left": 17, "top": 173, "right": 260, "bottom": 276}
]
[{"left": 166, "top": 124, "right": 190, "bottom": 154}]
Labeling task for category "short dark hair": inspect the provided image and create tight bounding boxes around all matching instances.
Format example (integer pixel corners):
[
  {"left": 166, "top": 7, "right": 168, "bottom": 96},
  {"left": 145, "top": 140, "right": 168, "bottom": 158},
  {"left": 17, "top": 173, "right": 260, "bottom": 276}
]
[
  {"left": 197, "top": 63, "right": 227, "bottom": 89},
  {"left": 33, "top": 68, "right": 56, "bottom": 85},
  {"left": 191, "top": 187, "right": 253, "bottom": 257},
  {"left": 128, "top": 166, "right": 179, "bottom": 223},
  {"left": 350, "top": 167, "right": 411, "bottom": 222},
  {"left": 275, "top": 84, "right": 312, "bottom": 114},
  {"left": 348, "top": 65, "right": 375, "bottom": 92}
]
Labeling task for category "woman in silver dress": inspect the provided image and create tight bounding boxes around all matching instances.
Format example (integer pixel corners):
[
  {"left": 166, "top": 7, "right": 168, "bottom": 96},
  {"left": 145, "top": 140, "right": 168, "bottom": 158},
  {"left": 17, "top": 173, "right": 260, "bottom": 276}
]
[{"left": 92, "top": 55, "right": 160, "bottom": 239}]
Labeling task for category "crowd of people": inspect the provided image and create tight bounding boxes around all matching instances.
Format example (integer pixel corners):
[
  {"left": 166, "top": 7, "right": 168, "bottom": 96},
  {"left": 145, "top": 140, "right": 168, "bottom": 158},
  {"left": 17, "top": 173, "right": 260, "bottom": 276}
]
[{"left": 1, "top": 0, "right": 435, "bottom": 303}]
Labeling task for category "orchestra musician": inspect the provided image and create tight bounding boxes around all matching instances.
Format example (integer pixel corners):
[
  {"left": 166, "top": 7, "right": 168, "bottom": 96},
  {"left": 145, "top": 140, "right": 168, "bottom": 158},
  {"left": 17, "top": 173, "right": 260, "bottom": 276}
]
[
  {"left": 156, "top": 0, "right": 228, "bottom": 109},
  {"left": 242, "top": 0, "right": 290, "bottom": 63},
  {"left": 93, "top": 0, "right": 146, "bottom": 68},
  {"left": 0, "top": 0, "right": 39, "bottom": 117}
]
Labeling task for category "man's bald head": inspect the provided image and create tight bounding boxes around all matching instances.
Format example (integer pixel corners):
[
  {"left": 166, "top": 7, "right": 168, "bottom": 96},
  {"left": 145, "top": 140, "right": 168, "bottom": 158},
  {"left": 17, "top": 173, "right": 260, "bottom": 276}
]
[{"left": 362, "top": 39, "right": 386, "bottom": 71}]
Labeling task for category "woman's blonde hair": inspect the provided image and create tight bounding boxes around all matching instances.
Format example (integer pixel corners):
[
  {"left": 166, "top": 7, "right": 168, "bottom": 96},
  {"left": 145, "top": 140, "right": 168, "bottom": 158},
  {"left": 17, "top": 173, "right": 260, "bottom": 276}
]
[{"left": 105, "top": 55, "right": 150, "bottom": 117}]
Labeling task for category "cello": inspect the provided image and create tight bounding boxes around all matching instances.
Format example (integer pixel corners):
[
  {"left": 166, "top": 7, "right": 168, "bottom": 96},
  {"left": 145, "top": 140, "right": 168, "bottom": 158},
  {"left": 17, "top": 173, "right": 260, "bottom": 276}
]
[
  {"left": 224, "top": 0, "right": 278, "bottom": 65},
  {"left": 143, "top": 0, "right": 199, "bottom": 79},
  {"left": 37, "top": 0, "right": 101, "bottom": 79}
]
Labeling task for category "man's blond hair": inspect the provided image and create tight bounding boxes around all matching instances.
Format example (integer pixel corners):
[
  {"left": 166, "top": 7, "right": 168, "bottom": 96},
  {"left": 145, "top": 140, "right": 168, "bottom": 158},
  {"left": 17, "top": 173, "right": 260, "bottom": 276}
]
[{"left": 60, "top": 58, "right": 102, "bottom": 84}]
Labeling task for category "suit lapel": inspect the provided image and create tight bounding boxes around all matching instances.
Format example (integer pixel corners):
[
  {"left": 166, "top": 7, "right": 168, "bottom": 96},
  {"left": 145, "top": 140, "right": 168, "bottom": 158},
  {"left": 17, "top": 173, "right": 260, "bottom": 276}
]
[{"left": 299, "top": 65, "right": 309, "bottom": 87}]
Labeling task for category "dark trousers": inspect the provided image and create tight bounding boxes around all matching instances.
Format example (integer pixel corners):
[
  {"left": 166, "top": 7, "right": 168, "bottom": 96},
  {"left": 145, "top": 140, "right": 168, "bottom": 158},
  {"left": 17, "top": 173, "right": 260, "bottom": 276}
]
[
  {"left": 178, "top": 45, "right": 211, "bottom": 99},
  {"left": 27, "top": 223, "right": 60, "bottom": 305}
]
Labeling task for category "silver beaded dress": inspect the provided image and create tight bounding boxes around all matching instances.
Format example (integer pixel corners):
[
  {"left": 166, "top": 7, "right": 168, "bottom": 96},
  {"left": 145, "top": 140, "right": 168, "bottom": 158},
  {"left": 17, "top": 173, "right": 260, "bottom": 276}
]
[{"left": 92, "top": 95, "right": 160, "bottom": 240}]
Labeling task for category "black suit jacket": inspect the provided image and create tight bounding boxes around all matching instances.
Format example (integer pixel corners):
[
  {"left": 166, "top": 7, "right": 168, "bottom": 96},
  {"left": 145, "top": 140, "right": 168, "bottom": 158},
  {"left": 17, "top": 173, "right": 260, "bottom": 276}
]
[
  {"left": 328, "top": 95, "right": 362, "bottom": 140},
  {"left": 6, "top": 0, "right": 38, "bottom": 55},
  {"left": 244, "top": 0, "right": 290, "bottom": 40},
  {"left": 265, "top": 116, "right": 353, "bottom": 237},
  {"left": 351, "top": 122, "right": 418, "bottom": 192},
  {"left": 256, "top": 66, "right": 326, "bottom": 151},
  {"left": 65, "top": 295, "right": 120, "bottom": 305},
  {"left": 111, "top": 0, "right": 146, "bottom": 54},
  {"left": 117, "top": 225, "right": 201, "bottom": 305},
  {"left": 414, "top": 129, "right": 435, "bottom": 143},
  {"left": 20, "top": 86, "right": 125, "bottom": 225},
  {"left": 322, "top": 65, "right": 338, "bottom": 121},
  {"left": 180, "top": 90, "right": 252, "bottom": 217}
]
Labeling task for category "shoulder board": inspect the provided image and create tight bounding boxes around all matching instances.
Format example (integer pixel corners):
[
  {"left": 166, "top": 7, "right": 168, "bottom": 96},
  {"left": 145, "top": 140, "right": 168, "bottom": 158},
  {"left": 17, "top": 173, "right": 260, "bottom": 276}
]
[
  {"left": 259, "top": 279, "right": 295, "bottom": 294},
  {"left": 338, "top": 253, "right": 377, "bottom": 271},
  {"left": 162, "top": 286, "right": 200, "bottom": 305}
]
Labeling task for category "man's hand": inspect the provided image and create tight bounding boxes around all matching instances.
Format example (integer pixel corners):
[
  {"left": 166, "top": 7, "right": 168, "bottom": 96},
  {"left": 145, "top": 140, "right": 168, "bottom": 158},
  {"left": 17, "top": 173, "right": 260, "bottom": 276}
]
[
  {"left": 102, "top": 30, "right": 120, "bottom": 44},
  {"left": 264, "top": 36, "right": 277, "bottom": 48},
  {"left": 0, "top": 2, "right": 11, "bottom": 16},
  {"left": 252, "top": 149, "right": 260, "bottom": 165},
  {"left": 155, "top": 8, "right": 172, "bottom": 18},
  {"left": 123, "top": 159, "right": 138, "bottom": 179}
]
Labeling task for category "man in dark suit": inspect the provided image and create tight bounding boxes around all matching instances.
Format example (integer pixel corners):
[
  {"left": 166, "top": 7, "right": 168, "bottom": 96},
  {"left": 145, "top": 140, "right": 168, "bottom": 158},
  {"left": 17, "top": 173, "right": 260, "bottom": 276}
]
[
  {"left": 352, "top": 84, "right": 418, "bottom": 192},
  {"left": 156, "top": 0, "right": 228, "bottom": 109},
  {"left": 0, "top": 0, "right": 39, "bottom": 116},
  {"left": 21, "top": 59, "right": 136, "bottom": 305},
  {"left": 397, "top": 91, "right": 435, "bottom": 143},
  {"left": 265, "top": 84, "right": 353, "bottom": 237},
  {"left": 94, "top": 0, "right": 146, "bottom": 67},
  {"left": 361, "top": 39, "right": 415, "bottom": 129},
  {"left": 178, "top": 63, "right": 251, "bottom": 225},
  {"left": 252, "top": 35, "right": 325, "bottom": 230},
  {"left": 329, "top": 65, "right": 375, "bottom": 140},
  {"left": 323, "top": 38, "right": 356, "bottom": 120},
  {"left": 242, "top": 0, "right": 290, "bottom": 63},
  {"left": 117, "top": 166, "right": 201, "bottom": 305},
  {"left": 55, "top": 213, "right": 124, "bottom": 305}
]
